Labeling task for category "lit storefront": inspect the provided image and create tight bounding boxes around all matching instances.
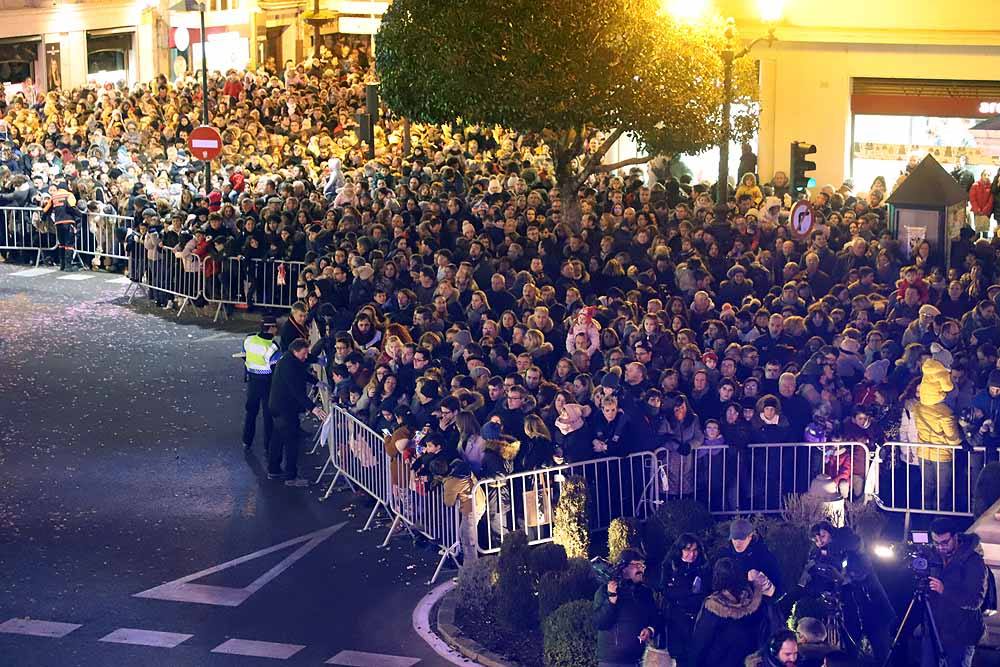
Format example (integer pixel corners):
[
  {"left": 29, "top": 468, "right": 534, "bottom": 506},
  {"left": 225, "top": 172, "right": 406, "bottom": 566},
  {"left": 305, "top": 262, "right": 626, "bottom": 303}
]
[{"left": 850, "top": 78, "right": 1000, "bottom": 190}]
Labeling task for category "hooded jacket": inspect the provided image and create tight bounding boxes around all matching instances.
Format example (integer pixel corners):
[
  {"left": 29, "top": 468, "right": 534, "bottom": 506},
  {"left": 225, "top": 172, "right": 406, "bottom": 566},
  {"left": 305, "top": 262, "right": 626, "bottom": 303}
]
[
  {"left": 692, "top": 582, "right": 768, "bottom": 667},
  {"left": 913, "top": 359, "right": 963, "bottom": 462}
]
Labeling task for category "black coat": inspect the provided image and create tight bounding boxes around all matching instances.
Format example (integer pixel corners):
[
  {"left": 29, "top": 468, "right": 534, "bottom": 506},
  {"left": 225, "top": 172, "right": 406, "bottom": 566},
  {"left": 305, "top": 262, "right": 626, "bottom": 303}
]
[
  {"left": 268, "top": 354, "right": 316, "bottom": 417},
  {"left": 928, "top": 533, "right": 989, "bottom": 649},
  {"left": 720, "top": 536, "right": 784, "bottom": 596},
  {"left": 593, "top": 582, "right": 660, "bottom": 664},
  {"left": 692, "top": 584, "right": 768, "bottom": 667}
]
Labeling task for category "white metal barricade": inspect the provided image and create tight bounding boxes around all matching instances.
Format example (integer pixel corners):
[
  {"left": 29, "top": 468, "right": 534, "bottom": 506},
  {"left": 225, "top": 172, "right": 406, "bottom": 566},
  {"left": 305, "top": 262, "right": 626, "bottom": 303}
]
[
  {"left": 651, "top": 441, "right": 871, "bottom": 515},
  {"left": 128, "top": 251, "right": 205, "bottom": 316},
  {"left": 245, "top": 258, "right": 304, "bottom": 309},
  {"left": 314, "top": 405, "right": 391, "bottom": 530},
  {"left": 74, "top": 211, "right": 132, "bottom": 266},
  {"left": 0, "top": 206, "right": 54, "bottom": 265},
  {"left": 873, "top": 442, "right": 997, "bottom": 517},
  {"left": 472, "top": 451, "right": 659, "bottom": 555},
  {"left": 203, "top": 256, "right": 249, "bottom": 321}
]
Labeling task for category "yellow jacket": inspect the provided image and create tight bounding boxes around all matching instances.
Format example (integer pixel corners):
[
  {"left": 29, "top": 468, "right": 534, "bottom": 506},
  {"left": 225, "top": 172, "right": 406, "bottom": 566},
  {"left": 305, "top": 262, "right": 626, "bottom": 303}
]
[{"left": 914, "top": 359, "right": 962, "bottom": 462}]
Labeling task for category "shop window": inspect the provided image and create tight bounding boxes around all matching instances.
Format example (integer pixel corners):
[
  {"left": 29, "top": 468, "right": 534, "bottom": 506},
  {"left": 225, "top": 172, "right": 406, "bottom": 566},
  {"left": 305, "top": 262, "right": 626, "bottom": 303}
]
[{"left": 88, "top": 49, "right": 125, "bottom": 75}]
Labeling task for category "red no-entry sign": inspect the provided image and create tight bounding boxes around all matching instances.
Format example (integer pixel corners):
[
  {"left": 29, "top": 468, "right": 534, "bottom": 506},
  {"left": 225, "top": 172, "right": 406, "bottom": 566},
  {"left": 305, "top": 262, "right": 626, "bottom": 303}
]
[{"left": 188, "top": 125, "right": 223, "bottom": 161}]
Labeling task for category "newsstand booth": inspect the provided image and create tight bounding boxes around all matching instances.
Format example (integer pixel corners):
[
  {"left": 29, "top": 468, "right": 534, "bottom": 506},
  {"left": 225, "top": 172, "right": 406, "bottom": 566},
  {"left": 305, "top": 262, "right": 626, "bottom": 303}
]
[{"left": 886, "top": 154, "right": 968, "bottom": 268}]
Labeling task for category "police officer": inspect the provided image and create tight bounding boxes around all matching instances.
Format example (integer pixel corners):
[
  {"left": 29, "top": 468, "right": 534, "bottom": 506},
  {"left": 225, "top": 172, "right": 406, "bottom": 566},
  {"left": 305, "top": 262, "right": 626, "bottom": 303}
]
[
  {"left": 243, "top": 315, "right": 279, "bottom": 452},
  {"left": 268, "top": 338, "right": 327, "bottom": 487}
]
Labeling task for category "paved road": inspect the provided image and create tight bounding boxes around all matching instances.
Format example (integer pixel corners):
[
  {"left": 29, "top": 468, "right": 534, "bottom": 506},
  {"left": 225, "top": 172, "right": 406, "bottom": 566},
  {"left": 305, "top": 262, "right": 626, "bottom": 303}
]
[{"left": 0, "top": 264, "right": 460, "bottom": 667}]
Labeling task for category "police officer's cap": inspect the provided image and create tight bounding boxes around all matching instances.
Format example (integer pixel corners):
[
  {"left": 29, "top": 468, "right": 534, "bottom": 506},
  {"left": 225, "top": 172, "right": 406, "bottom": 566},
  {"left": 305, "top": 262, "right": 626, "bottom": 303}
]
[{"left": 261, "top": 315, "right": 278, "bottom": 327}]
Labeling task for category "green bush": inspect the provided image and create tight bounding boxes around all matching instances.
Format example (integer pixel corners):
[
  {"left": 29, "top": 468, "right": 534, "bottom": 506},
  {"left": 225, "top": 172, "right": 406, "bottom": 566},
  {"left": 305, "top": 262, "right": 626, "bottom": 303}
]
[
  {"left": 496, "top": 531, "right": 538, "bottom": 632},
  {"left": 643, "top": 499, "right": 714, "bottom": 563},
  {"left": 530, "top": 542, "right": 569, "bottom": 581},
  {"left": 538, "top": 557, "right": 600, "bottom": 619},
  {"left": 543, "top": 600, "right": 598, "bottom": 667},
  {"left": 781, "top": 493, "right": 829, "bottom": 530},
  {"left": 455, "top": 555, "right": 497, "bottom": 622},
  {"left": 845, "top": 500, "right": 887, "bottom": 544},
  {"left": 607, "top": 517, "right": 641, "bottom": 564},
  {"left": 553, "top": 477, "right": 590, "bottom": 559},
  {"left": 974, "top": 463, "right": 1000, "bottom": 516},
  {"left": 758, "top": 519, "right": 813, "bottom": 592}
]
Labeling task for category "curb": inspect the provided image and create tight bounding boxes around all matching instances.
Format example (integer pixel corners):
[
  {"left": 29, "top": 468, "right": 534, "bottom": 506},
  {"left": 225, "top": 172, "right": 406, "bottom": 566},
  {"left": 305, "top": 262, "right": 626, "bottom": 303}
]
[{"left": 435, "top": 585, "right": 518, "bottom": 667}]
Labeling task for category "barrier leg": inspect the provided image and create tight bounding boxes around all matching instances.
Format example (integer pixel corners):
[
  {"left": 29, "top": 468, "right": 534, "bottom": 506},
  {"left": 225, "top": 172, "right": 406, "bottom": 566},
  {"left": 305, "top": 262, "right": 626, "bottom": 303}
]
[
  {"left": 314, "top": 456, "right": 332, "bottom": 485},
  {"left": 175, "top": 297, "right": 190, "bottom": 317},
  {"left": 381, "top": 513, "right": 406, "bottom": 547},
  {"left": 363, "top": 501, "right": 386, "bottom": 531},
  {"left": 429, "top": 540, "right": 461, "bottom": 585},
  {"left": 33, "top": 248, "right": 41, "bottom": 267},
  {"left": 213, "top": 302, "right": 225, "bottom": 323}
]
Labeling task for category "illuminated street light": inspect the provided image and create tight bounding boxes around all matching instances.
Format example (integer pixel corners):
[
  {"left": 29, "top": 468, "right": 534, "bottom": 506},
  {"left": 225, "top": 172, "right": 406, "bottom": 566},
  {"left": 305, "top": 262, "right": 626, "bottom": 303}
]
[{"left": 663, "top": 0, "right": 710, "bottom": 23}]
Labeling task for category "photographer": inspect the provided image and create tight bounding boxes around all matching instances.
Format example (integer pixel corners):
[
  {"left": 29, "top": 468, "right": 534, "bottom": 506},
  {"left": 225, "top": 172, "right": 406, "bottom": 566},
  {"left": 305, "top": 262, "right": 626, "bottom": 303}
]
[
  {"left": 799, "top": 522, "right": 894, "bottom": 664},
  {"left": 593, "top": 549, "right": 660, "bottom": 667},
  {"left": 921, "top": 517, "right": 988, "bottom": 667}
]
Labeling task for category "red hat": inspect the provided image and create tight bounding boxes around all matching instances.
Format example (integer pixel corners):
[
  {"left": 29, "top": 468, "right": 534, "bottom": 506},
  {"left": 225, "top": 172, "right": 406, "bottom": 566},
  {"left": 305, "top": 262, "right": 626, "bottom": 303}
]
[
  {"left": 702, "top": 351, "right": 719, "bottom": 364},
  {"left": 208, "top": 190, "right": 222, "bottom": 212}
]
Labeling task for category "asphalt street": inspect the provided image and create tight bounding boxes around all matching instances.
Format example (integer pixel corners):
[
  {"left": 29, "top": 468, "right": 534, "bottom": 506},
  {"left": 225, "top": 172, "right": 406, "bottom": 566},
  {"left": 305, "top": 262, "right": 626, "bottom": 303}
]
[{"left": 0, "top": 263, "right": 460, "bottom": 667}]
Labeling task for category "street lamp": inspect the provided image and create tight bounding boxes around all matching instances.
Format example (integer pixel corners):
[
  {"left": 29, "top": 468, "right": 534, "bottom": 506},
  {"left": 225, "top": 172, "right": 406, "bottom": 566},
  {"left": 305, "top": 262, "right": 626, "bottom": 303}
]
[{"left": 716, "top": 5, "right": 781, "bottom": 205}]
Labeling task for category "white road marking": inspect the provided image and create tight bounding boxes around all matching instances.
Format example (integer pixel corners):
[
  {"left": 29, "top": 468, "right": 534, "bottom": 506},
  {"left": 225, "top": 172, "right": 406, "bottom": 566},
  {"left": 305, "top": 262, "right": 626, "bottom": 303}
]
[
  {"left": 0, "top": 618, "right": 81, "bottom": 638},
  {"left": 105, "top": 276, "right": 132, "bottom": 285},
  {"left": 56, "top": 273, "right": 96, "bottom": 281},
  {"left": 134, "top": 522, "right": 347, "bottom": 607},
  {"left": 411, "top": 581, "right": 477, "bottom": 665},
  {"left": 8, "top": 268, "right": 58, "bottom": 277},
  {"left": 326, "top": 650, "right": 421, "bottom": 666},
  {"left": 211, "top": 638, "right": 305, "bottom": 659},
  {"left": 99, "top": 628, "right": 193, "bottom": 648}
]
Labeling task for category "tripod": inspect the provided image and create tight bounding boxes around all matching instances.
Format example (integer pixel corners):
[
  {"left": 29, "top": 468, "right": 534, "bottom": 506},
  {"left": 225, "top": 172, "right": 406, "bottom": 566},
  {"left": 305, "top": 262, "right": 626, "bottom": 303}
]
[
  {"left": 882, "top": 584, "right": 946, "bottom": 667},
  {"left": 819, "top": 589, "right": 862, "bottom": 658}
]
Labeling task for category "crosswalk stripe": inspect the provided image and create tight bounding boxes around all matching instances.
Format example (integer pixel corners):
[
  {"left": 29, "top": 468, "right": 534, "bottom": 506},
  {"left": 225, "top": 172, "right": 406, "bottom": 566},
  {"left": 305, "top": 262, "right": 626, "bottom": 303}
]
[
  {"left": 99, "top": 628, "right": 193, "bottom": 648},
  {"left": 326, "top": 649, "right": 421, "bottom": 666},
  {"left": 8, "top": 267, "right": 58, "bottom": 277},
  {"left": 0, "top": 618, "right": 81, "bottom": 638},
  {"left": 211, "top": 638, "right": 306, "bottom": 659},
  {"left": 56, "top": 273, "right": 96, "bottom": 281},
  {"left": 105, "top": 276, "right": 132, "bottom": 284}
]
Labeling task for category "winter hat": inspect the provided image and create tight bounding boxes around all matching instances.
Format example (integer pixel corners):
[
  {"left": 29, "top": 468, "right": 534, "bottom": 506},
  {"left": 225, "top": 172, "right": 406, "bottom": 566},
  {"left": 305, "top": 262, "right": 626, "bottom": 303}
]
[
  {"left": 600, "top": 371, "right": 621, "bottom": 390},
  {"left": 990, "top": 370, "right": 1000, "bottom": 390},
  {"left": 730, "top": 518, "right": 753, "bottom": 541},
  {"left": 617, "top": 548, "right": 646, "bottom": 566},
  {"left": 864, "top": 359, "right": 890, "bottom": 385},
  {"left": 481, "top": 421, "right": 502, "bottom": 440},
  {"left": 452, "top": 330, "right": 473, "bottom": 347},
  {"left": 929, "top": 342, "right": 953, "bottom": 370},
  {"left": 727, "top": 264, "right": 747, "bottom": 279},
  {"left": 469, "top": 366, "right": 491, "bottom": 380},
  {"left": 419, "top": 379, "right": 440, "bottom": 400},
  {"left": 919, "top": 304, "right": 941, "bottom": 318},
  {"left": 839, "top": 337, "right": 861, "bottom": 355},
  {"left": 555, "top": 403, "right": 585, "bottom": 434}
]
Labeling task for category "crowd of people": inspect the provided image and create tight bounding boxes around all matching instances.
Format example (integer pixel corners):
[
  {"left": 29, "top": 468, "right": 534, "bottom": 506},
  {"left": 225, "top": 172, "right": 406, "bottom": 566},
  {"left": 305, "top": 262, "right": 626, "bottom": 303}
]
[
  {"left": 592, "top": 517, "right": 987, "bottom": 667},
  {"left": 2, "top": 37, "right": 999, "bottom": 667}
]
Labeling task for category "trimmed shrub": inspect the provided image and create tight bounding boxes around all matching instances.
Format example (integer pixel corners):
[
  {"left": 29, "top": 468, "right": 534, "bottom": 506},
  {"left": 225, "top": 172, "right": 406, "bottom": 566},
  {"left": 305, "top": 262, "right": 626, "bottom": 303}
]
[
  {"left": 607, "top": 517, "right": 641, "bottom": 564},
  {"left": 781, "top": 492, "right": 829, "bottom": 530},
  {"left": 643, "top": 498, "right": 714, "bottom": 563},
  {"left": 758, "top": 519, "right": 813, "bottom": 592},
  {"left": 974, "top": 463, "right": 1000, "bottom": 516},
  {"left": 530, "top": 542, "right": 569, "bottom": 581},
  {"left": 553, "top": 476, "right": 589, "bottom": 559},
  {"left": 538, "top": 557, "right": 600, "bottom": 619},
  {"left": 496, "top": 531, "right": 537, "bottom": 632},
  {"left": 455, "top": 555, "right": 498, "bottom": 622},
  {"left": 543, "top": 600, "right": 598, "bottom": 667}
]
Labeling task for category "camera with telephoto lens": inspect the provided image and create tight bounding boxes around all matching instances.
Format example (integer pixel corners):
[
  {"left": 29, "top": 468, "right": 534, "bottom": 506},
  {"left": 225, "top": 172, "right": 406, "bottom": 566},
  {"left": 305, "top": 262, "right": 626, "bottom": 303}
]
[{"left": 904, "top": 531, "right": 941, "bottom": 591}]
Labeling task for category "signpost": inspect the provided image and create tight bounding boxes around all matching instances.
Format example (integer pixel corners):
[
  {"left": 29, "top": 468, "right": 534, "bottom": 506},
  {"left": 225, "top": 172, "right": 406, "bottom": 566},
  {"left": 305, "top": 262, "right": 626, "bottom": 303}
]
[
  {"left": 789, "top": 200, "right": 815, "bottom": 240},
  {"left": 188, "top": 125, "right": 223, "bottom": 162}
]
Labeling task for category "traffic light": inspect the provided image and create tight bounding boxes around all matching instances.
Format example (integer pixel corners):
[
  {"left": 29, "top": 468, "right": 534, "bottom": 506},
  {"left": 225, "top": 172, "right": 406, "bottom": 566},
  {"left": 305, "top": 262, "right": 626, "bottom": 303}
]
[{"left": 790, "top": 141, "right": 817, "bottom": 197}]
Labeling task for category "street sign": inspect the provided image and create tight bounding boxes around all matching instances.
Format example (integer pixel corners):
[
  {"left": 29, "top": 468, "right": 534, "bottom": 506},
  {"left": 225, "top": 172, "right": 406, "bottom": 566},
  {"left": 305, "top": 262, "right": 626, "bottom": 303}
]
[
  {"left": 187, "top": 125, "right": 223, "bottom": 161},
  {"left": 789, "top": 200, "right": 815, "bottom": 240}
]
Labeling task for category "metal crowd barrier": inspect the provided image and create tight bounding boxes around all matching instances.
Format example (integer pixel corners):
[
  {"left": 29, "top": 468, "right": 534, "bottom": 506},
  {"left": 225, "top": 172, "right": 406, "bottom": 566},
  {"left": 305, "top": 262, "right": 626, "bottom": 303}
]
[
  {"left": 873, "top": 441, "right": 999, "bottom": 518},
  {"left": 0, "top": 206, "right": 54, "bottom": 265},
  {"left": 126, "top": 251, "right": 205, "bottom": 316},
  {"left": 196, "top": 257, "right": 305, "bottom": 320},
  {"left": 74, "top": 211, "right": 133, "bottom": 266},
  {"left": 650, "top": 441, "right": 871, "bottom": 515}
]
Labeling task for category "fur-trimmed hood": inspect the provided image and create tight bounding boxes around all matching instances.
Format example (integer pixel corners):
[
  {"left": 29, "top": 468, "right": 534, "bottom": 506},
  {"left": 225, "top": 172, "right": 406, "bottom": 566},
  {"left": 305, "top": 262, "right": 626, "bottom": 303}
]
[
  {"left": 703, "top": 583, "right": 763, "bottom": 619},
  {"left": 483, "top": 437, "right": 521, "bottom": 461}
]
